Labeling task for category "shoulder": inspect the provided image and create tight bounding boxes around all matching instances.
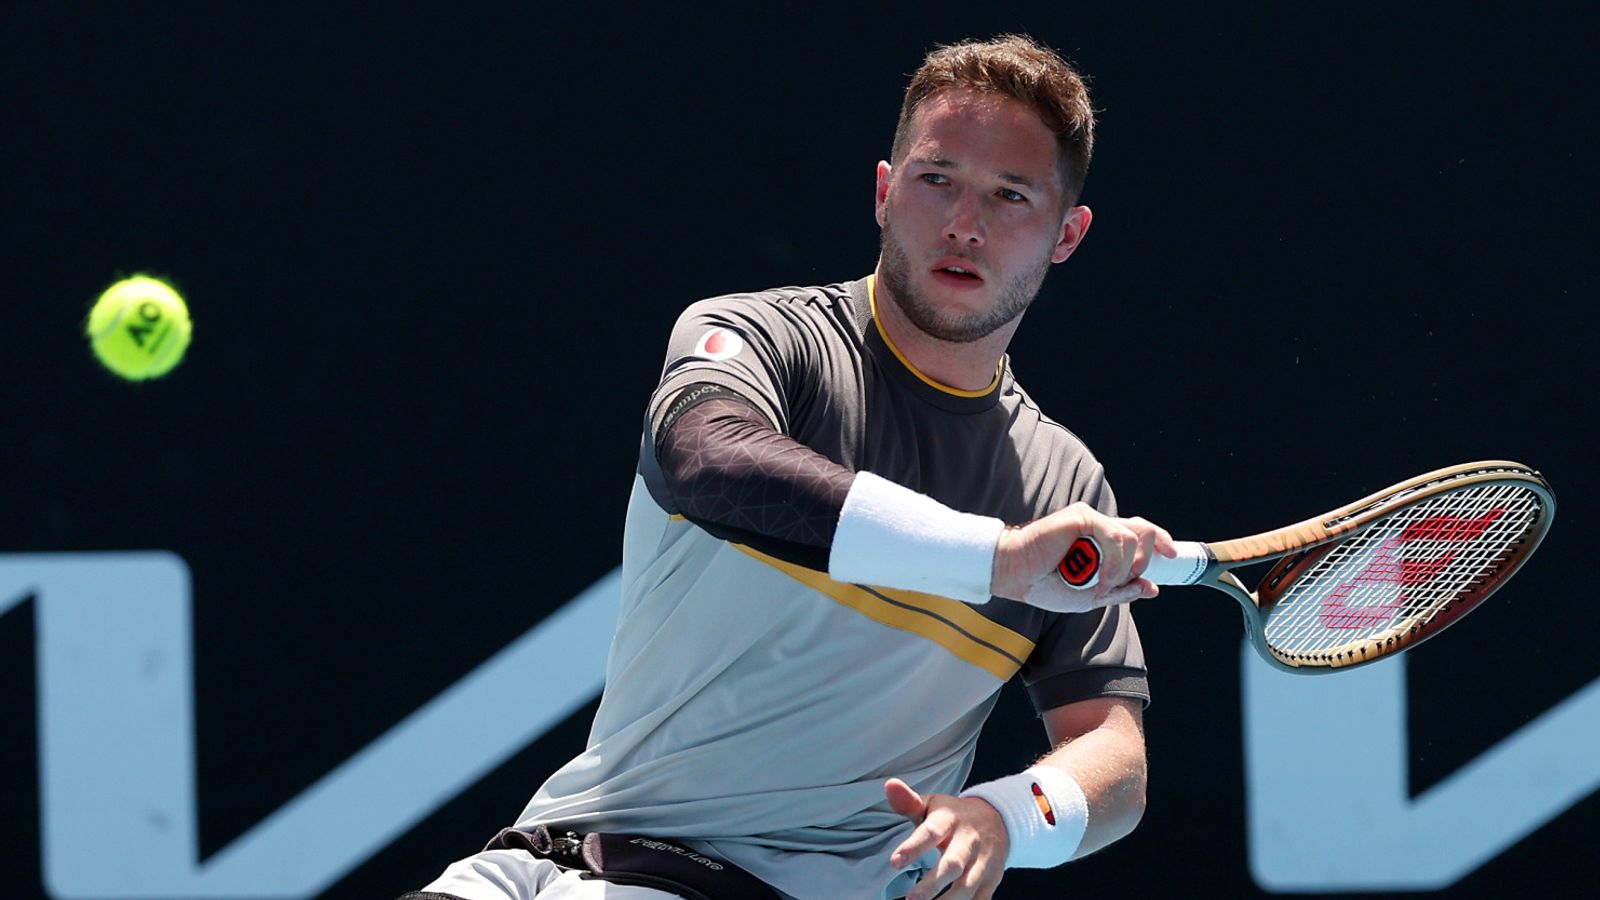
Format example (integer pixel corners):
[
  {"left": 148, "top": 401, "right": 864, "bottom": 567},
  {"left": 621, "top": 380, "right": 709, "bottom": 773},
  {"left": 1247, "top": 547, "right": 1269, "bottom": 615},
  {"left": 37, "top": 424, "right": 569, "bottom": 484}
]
[
  {"left": 1002, "top": 376, "right": 1102, "bottom": 466},
  {"left": 671, "top": 280, "right": 869, "bottom": 369},
  {"left": 1001, "top": 372, "right": 1115, "bottom": 510},
  {"left": 681, "top": 279, "right": 862, "bottom": 325}
]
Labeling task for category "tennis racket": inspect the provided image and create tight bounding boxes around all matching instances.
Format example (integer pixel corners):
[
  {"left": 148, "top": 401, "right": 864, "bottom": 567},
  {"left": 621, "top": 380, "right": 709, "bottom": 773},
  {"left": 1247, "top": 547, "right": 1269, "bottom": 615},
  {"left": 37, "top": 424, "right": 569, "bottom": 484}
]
[{"left": 1056, "top": 461, "right": 1555, "bottom": 673}]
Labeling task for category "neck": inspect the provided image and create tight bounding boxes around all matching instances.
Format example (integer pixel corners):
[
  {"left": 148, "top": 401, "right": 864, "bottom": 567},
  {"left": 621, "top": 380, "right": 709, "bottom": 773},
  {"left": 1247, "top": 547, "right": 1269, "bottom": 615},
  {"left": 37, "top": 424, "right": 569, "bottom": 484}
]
[{"left": 870, "top": 267, "right": 1016, "bottom": 393}]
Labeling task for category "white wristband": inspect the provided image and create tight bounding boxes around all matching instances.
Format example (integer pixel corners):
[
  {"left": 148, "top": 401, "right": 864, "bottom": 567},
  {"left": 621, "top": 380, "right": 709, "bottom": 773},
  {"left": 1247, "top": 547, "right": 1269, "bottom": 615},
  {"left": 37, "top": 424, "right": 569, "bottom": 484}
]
[
  {"left": 961, "top": 765, "right": 1089, "bottom": 869},
  {"left": 828, "top": 471, "right": 1005, "bottom": 604}
]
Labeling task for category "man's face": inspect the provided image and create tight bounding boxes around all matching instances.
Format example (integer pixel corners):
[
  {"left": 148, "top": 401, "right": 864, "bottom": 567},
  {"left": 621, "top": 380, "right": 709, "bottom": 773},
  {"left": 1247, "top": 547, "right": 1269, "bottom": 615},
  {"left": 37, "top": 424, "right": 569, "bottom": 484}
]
[{"left": 876, "top": 89, "right": 1090, "bottom": 344}]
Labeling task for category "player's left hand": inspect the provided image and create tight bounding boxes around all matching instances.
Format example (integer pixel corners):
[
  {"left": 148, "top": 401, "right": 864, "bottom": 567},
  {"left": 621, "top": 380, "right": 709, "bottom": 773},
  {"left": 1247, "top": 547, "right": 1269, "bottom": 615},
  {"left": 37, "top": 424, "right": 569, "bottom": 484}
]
[{"left": 885, "top": 777, "right": 1007, "bottom": 900}]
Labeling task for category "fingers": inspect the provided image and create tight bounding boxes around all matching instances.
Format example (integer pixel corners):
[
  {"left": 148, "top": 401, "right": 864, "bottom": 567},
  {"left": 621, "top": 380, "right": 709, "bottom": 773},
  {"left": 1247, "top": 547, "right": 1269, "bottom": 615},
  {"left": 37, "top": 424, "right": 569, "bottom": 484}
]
[
  {"left": 1090, "top": 524, "right": 1138, "bottom": 599},
  {"left": 1024, "top": 574, "right": 1154, "bottom": 613},
  {"left": 1092, "top": 517, "right": 1174, "bottom": 589},
  {"left": 887, "top": 778, "right": 933, "bottom": 870},
  {"left": 1001, "top": 503, "right": 1175, "bottom": 611},
  {"left": 891, "top": 795, "right": 1008, "bottom": 900},
  {"left": 967, "top": 856, "right": 998, "bottom": 900},
  {"left": 906, "top": 833, "right": 966, "bottom": 900},
  {"left": 1123, "top": 517, "right": 1176, "bottom": 584},
  {"left": 1105, "top": 577, "right": 1159, "bottom": 604},
  {"left": 955, "top": 853, "right": 996, "bottom": 900},
  {"left": 1151, "top": 521, "right": 1178, "bottom": 557},
  {"left": 891, "top": 807, "right": 952, "bottom": 870},
  {"left": 1066, "top": 513, "right": 1174, "bottom": 596},
  {"left": 905, "top": 831, "right": 1002, "bottom": 900},
  {"left": 884, "top": 777, "right": 926, "bottom": 821},
  {"left": 1129, "top": 516, "right": 1178, "bottom": 561}
]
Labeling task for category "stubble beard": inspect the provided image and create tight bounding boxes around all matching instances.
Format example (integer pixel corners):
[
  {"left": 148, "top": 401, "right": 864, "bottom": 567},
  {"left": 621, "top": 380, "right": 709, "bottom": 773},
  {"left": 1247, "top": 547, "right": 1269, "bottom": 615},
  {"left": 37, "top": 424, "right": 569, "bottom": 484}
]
[{"left": 877, "top": 214, "right": 1052, "bottom": 344}]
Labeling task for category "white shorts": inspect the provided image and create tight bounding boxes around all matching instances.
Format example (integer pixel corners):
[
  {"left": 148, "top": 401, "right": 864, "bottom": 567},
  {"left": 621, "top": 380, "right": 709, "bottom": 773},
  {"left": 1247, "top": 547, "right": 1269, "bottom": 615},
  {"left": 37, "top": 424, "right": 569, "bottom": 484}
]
[{"left": 415, "top": 850, "right": 678, "bottom": 899}]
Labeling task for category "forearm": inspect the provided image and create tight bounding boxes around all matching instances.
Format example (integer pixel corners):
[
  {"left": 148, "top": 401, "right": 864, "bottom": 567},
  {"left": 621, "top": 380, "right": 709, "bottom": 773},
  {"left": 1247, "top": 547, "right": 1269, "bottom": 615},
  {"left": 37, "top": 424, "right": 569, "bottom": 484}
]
[
  {"left": 658, "top": 397, "right": 1001, "bottom": 599},
  {"left": 959, "top": 696, "right": 1147, "bottom": 871}
]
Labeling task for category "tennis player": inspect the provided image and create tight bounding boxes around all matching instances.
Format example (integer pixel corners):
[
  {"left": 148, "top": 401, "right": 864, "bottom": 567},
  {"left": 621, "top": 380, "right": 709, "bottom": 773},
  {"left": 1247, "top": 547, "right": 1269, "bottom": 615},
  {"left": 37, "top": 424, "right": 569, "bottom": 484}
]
[{"left": 403, "top": 34, "right": 1173, "bottom": 900}]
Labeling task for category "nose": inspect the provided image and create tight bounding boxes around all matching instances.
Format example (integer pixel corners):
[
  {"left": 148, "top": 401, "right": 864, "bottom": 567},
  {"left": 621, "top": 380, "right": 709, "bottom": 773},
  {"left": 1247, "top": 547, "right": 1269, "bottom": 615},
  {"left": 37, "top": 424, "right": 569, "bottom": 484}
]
[{"left": 944, "top": 192, "right": 985, "bottom": 247}]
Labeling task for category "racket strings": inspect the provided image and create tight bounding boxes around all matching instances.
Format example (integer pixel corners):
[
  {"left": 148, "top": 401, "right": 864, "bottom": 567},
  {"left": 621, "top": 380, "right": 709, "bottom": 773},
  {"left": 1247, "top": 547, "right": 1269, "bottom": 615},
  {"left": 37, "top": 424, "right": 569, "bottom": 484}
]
[{"left": 1263, "top": 483, "right": 1541, "bottom": 658}]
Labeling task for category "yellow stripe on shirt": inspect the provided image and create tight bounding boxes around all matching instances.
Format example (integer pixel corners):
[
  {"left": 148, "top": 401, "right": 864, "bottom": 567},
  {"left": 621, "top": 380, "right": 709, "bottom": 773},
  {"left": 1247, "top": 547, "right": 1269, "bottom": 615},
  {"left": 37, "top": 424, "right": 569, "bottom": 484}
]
[{"left": 732, "top": 543, "right": 1034, "bottom": 681}]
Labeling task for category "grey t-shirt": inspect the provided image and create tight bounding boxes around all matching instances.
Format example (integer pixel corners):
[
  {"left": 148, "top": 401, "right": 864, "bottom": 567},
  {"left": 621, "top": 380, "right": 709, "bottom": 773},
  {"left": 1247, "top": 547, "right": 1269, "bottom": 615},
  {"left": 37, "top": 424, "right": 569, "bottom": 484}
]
[{"left": 515, "top": 276, "right": 1146, "bottom": 900}]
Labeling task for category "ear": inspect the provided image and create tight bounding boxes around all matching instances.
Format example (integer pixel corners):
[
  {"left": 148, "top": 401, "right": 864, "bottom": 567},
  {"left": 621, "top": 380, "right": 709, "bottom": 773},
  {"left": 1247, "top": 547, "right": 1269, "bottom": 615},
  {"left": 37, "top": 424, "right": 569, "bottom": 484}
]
[
  {"left": 875, "top": 160, "right": 893, "bottom": 227},
  {"left": 1051, "top": 205, "right": 1093, "bottom": 264}
]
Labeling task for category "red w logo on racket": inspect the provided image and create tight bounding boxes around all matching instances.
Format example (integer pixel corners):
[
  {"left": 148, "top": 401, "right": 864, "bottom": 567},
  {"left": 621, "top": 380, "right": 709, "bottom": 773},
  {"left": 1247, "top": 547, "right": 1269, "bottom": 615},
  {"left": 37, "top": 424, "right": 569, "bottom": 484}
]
[{"left": 1318, "top": 508, "right": 1505, "bottom": 629}]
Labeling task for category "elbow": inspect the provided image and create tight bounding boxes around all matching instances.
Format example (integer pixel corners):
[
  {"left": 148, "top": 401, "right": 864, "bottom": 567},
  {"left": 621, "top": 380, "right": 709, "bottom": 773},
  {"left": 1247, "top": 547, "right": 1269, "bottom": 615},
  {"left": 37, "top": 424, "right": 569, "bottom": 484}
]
[
  {"left": 1106, "top": 749, "right": 1149, "bottom": 845},
  {"left": 1076, "top": 749, "right": 1148, "bottom": 858},
  {"left": 1130, "top": 743, "right": 1150, "bottom": 820},
  {"left": 1113, "top": 758, "right": 1149, "bottom": 840},
  {"left": 1126, "top": 765, "right": 1149, "bottom": 832}
]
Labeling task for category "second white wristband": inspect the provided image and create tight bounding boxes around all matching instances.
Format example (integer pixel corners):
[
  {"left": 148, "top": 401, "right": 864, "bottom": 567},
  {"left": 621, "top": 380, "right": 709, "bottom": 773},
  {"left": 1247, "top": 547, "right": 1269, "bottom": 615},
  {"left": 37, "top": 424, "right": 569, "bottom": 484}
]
[{"left": 960, "top": 765, "right": 1089, "bottom": 869}]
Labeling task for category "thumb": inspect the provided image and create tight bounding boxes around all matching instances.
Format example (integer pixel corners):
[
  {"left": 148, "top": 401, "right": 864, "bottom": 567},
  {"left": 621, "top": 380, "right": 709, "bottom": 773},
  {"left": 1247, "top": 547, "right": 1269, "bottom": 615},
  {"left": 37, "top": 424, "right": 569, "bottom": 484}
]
[{"left": 884, "top": 777, "right": 926, "bottom": 821}]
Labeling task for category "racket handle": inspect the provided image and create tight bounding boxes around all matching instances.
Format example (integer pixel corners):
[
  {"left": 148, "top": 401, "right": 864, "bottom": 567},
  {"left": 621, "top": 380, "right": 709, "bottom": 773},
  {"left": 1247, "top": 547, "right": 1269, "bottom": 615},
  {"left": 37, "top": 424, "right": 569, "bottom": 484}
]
[
  {"left": 1057, "top": 538, "right": 1210, "bottom": 588},
  {"left": 1143, "top": 541, "right": 1210, "bottom": 585}
]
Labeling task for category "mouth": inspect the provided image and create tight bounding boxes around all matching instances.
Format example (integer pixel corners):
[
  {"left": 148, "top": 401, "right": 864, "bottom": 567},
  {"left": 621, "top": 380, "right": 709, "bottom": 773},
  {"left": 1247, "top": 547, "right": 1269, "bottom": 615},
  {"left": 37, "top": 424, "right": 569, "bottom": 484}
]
[{"left": 931, "top": 258, "right": 985, "bottom": 287}]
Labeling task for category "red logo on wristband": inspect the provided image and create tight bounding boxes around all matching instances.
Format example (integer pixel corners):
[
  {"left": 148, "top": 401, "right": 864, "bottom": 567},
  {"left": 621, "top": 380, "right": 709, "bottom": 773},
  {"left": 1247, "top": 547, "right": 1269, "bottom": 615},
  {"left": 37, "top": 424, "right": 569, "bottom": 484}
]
[{"left": 1031, "top": 782, "right": 1056, "bottom": 826}]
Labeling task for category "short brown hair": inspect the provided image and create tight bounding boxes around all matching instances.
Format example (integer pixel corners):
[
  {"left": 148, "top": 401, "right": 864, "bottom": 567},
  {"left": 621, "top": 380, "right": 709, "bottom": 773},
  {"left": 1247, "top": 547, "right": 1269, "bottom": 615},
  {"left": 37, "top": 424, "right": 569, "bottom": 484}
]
[{"left": 890, "top": 35, "right": 1096, "bottom": 205}]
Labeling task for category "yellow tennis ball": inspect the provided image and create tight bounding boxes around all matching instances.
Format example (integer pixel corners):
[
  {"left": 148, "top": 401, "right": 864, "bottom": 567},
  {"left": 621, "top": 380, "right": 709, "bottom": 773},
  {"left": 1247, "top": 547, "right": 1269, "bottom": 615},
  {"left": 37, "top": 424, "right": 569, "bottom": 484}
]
[{"left": 85, "top": 275, "right": 193, "bottom": 380}]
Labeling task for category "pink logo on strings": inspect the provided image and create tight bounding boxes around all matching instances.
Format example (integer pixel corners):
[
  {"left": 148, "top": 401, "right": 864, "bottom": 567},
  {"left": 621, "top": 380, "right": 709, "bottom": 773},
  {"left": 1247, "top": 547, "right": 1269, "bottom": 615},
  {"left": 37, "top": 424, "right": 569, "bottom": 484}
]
[{"left": 1318, "top": 508, "right": 1504, "bottom": 629}]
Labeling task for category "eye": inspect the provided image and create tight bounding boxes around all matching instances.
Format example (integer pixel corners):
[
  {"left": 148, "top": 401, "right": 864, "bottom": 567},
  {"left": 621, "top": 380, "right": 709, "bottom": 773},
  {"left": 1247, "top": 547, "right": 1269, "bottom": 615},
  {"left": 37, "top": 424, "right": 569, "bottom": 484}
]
[
  {"left": 997, "top": 188, "right": 1027, "bottom": 203},
  {"left": 920, "top": 173, "right": 950, "bottom": 186}
]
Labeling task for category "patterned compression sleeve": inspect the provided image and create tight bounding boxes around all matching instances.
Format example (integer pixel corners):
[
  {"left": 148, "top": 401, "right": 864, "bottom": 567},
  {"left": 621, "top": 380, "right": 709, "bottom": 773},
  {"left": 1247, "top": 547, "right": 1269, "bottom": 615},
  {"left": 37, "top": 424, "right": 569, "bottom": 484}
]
[{"left": 657, "top": 397, "right": 855, "bottom": 563}]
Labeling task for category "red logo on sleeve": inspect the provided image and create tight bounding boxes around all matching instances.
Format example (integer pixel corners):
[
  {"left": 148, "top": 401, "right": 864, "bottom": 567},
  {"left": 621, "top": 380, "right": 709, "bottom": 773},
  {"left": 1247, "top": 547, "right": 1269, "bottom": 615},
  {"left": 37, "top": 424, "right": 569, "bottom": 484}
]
[{"left": 693, "top": 327, "right": 744, "bottom": 361}]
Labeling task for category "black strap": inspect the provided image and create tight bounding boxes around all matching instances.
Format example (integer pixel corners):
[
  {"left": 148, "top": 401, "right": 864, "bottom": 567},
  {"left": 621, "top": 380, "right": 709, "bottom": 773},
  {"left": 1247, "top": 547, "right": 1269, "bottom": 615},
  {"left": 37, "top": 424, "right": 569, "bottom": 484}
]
[{"left": 485, "top": 826, "right": 780, "bottom": 900}]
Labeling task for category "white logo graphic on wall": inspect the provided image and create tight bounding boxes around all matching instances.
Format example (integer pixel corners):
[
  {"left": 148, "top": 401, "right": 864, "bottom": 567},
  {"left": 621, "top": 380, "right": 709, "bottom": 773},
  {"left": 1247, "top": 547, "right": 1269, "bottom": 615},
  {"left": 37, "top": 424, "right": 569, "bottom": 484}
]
[
  {"left": 692, "top": 327, "right": 743, "bottom": 361},
  {"left": 5, "top": 552, "right": 1596, "bottom": 898}
]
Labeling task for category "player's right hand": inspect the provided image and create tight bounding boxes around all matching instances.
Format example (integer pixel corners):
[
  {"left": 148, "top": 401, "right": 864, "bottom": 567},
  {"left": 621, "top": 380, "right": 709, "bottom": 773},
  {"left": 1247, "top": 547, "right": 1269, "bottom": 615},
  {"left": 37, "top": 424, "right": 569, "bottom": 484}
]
[{"left": 990, "top": 502, "right": 1175, "bottom": 613}]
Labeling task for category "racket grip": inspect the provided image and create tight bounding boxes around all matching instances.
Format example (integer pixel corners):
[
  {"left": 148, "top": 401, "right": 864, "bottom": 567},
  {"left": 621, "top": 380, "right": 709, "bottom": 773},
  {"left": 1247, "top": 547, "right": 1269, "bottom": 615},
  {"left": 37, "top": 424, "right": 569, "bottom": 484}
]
[
  {"left": 1142, "top": 541, "right": 1210, "bottom": 585},
  {"left": 1057, "top": 539, "right": 1210, "bottom": 588}
]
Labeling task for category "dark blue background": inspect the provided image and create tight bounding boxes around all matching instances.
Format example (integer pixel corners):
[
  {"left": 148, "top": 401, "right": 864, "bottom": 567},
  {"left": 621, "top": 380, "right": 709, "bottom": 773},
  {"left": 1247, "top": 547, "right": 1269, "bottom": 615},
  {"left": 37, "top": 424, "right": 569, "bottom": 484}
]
[{"left": 3, "top": 3, "right": 1594, "bottom": 897}]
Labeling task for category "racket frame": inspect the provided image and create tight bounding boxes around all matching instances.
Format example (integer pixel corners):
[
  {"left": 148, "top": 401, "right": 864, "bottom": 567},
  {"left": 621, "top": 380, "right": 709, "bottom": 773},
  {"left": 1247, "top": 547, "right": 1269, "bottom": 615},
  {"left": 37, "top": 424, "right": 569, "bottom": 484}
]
[{"left": 1182, "top": 460, "right": 1554, "bottom": 673}]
